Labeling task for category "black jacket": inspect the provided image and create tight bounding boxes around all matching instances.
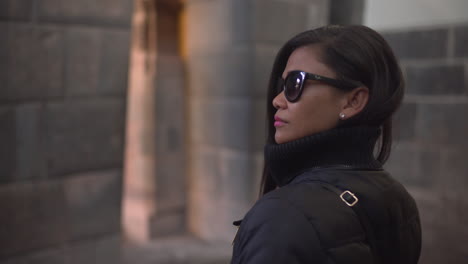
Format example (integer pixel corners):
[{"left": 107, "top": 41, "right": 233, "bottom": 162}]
[{"left": 231, "top": 167, "right": 421, "bottom": 264}]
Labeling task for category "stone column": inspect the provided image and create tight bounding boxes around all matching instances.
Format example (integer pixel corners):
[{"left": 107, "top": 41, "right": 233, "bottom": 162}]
[
  {"left": 185, "top": 0, "right": 330, "bottom": 242},
  {"left": 122, "top": 0, "right": 158, "bottom": 242}
]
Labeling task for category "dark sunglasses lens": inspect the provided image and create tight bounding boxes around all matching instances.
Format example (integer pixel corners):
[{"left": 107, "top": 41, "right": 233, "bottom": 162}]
[{"left": 284, "top": 73, "right": 303, "bottom": 101}]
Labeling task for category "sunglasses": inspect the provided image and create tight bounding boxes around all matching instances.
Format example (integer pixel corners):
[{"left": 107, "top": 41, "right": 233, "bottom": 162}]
[{"left": 278, "top": 70, "right": 361, "bottom": 102}]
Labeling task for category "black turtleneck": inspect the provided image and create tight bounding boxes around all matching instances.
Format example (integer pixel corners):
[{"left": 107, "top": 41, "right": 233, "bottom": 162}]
[{"left": 264, "top": 126, "right": 383, "bottom": 187}]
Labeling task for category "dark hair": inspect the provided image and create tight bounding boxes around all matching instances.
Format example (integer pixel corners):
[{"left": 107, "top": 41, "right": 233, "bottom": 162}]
[{"left": 260, "top": 25, "right": 405, "bottom": 195}]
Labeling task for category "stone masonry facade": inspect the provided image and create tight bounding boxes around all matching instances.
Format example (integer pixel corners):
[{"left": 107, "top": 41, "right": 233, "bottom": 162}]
[
  {"left": 0, "top": 0, "right": 132, "bottom": 263},
  {"left": 383, "top": 24, "right": 468, "bottom": 263}
]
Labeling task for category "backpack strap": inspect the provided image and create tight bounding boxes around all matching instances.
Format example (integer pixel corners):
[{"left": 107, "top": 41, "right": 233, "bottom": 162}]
[{"left": 305, "top": 179, "right": 380, "bottom": 263}]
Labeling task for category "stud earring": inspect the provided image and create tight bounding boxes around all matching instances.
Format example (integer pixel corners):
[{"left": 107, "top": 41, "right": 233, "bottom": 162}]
[{"left": 339, "top": 113, "right": 346, "bottom": 120}]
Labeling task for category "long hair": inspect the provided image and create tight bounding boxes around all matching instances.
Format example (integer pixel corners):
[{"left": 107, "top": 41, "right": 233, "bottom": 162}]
[{"left": 260, "top": 25, "right": 405, "bottom": 195}]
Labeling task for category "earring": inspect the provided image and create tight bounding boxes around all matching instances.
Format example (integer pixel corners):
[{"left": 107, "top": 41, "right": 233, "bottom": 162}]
[{"left": 339, "top": 113, "right": 346, "bottom": 120}]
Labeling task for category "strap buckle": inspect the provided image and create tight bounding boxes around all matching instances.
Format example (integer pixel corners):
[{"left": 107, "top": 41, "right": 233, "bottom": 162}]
[{"left": 340, "top": 190, "right": 358, "bottom": 207}]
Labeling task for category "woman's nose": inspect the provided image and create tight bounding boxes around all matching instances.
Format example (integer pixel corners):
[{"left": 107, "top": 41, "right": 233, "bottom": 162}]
[{"left": 272, "top": 91, "right": 287, "bottom": 109}]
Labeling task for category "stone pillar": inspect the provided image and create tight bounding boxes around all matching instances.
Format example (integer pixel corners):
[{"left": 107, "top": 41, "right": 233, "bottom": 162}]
[
  {"left": 122, "top": 0, "right": 187, "bottom": 241},
  {"left": 122, "top": 0, "right": 158, "bottom": 242},
  {"left": 185, "top": 0, "right": 330, "bottom": 242}
]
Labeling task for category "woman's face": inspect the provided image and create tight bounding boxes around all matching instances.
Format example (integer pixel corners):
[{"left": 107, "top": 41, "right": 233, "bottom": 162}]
[{"left": 273, "top": 45, "right": 348, "bottom": 144}]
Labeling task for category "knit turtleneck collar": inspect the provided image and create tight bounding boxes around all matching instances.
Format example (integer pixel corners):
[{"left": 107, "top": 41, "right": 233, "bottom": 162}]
[{"left": 264, "top": 126, "right": 383, "bottom": 187}]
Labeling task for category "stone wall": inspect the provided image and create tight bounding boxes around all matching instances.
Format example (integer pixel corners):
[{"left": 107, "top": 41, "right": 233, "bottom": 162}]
[
  {"left": 185, "top": 0, "right": 330, "bottom": 242},
  {"left": 383, "top": 24, "right": 468, "bottom": 263},
  {"left": 0, "top": 0, "right": 132, "bottom": 263}
]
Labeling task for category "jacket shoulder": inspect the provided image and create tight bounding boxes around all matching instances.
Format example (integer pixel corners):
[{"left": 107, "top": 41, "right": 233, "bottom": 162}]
[
  {"left": 232, "top": 183, "right": 373, "bottom": 264},
  {"left": 232, "top": 192, "right": 328, "bottom": 264}
]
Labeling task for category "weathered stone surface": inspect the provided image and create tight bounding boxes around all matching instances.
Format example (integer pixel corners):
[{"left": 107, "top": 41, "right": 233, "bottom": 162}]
[
  {"left": 37, "top": 0, "right": 132, "bottom": 27},
  {"left": 329, "top": 0, "right": 364, "bottom": 25},
  {"left": 441, "top": 148, "right": 468, "bottom": 193},
  {"left": 384, "top": 144, "right": 419, "bottom": 187},
  {"left": 22, "top": 248, "right": 66, "bottom": 264},
  {"left": 382, "top": 29, "right": 448, "bottom": 59},
  {"left": 253, "top": 0, "right": 309, "bottom": 44},
  {"left": 99, "top": 30, "right": 130, "bottom": 96},
  {"left": 151, "top": 209, "right": 186, "bottom": 237},
  {"left": 253, "top": 45, "right": 277, "bottom": 98},
  {"left": 0, "top": 181, "right": 68, "bottom": 258},
  {"left": 1, "top": 24, "right": 64, "bottom": 100},
  {"left": 63, "top": 170, "right": 122, "bottom": 240},
  {"left": 0, "top": 107, "right": 16, "bottom": 183},
  {"left": 65, "top": 27, "right": 101, "bottom": 96},
  {"left": 14, "top": 103, "right": 47, "bottom": 181},
  {"left": 454, "top": 25, "right": 468, "bottom": 57},
  {"left": 417, "top": 149, "right": 440, "bottom": 188},
  {"left": 416, "top": 103, "right": 468, "bottom": 146},
  {"left": 306, "top": 0, "right": 330, "bottom": 28},
  {"left": 156, "top": 149, "right": 186, "bottom": 211},
  {"left": 405, "top": 64, "right": 465, "bottom": 95},
  {"left": 190, "top": 98, "right": 252, "bottom": 151},
  {"left": 0, "top": 104, "right": 46, "bottom": 183},
  {"left": 66, "top": 235, "right": 122, "bottom": 264},
  {"left": 188, "top": 146, "right": 222, "bottom": 240},
  {"left": 250, "top": 99, "right": 267, "bottom": 152},
  {"left": 45, "top": 99, "right": 125, "bottom": 177},
  {"left": 188, "top": 145, "right": 253, "bottom": 241},
  {"left": 185, "top": 0, "right": 248, "bottom": 55},
  {"left": 0, "top": 23, "right": 7, "bottom": 90},
  {"left": 187, "top": 50, "right": 252, "bottom": 97},
  {"left": 393, "top": 102, "right": 417, "bottom": 142},
  {"left": 0, "top": 0, "right": 33, "bottom": 20}
]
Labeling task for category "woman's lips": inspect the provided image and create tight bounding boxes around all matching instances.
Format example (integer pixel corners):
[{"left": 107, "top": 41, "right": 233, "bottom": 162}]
[{"left": 274, "top": 116, "right": 287, "bottom": 127}]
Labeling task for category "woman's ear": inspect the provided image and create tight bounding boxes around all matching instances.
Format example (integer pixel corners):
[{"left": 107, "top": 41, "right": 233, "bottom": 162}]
[{"left": 340, "top": 86, "right": 369, "bottom": 119}]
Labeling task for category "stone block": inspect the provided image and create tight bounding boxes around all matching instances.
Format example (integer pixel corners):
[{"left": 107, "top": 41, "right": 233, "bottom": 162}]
[
  {"left": 63, "top": 170, "right": 122, "bottom": 240},
  {"left": 306, "top": 0, "right": 329, "bottom": 28},
  {"left": 185, "top": 0, "right": 250, "bottom": 55},
  {"left": 151, "top": 209, "right": 186, "bottom": 237},
  {"left": 99, "top": 30, "right": 130, "bottom": 96},
  {"left": 384, "top": 144, "right": 419, "bottom": 187},
  {"left": 253, "top": 45, "right": 277, "bottom": 98},
  {"left": 14, "top": 103, "right": 47, "bottom": 181},
  {"left": 0, "top": 23, "right": 7, "bottom": 90},
  {"left": 416, "top": 103, "right": 468, "bottom": 146},
  {"left": 66, "top": 235, "right": 122, "bottom": 264},
  {"left": 382, "top": 29, "right": 448, "bottom": 59},
  {"left": 393, "top": 102, "right": 417, "bottom": 142},
  {"left": 156, "top": 150, "right": 186, "bottom": 211},
  {"left": 188, "top": 145, "right": 253, "bottom": 241},
  {"left": 187, "top": 50, "right": 252, "bottom": 97},
  {"left": 329, "top": 0, "right": 364, "bottom": 25},
  {"left": 250, "top": 99, "right": 267, "bottom": 152},
  {"left": 190, "top": 98, "right": 253, "bottom": 151},
  {"left": 405, "top": 64, "right": 465, "bottom": 95},
  {"left": 65, "top": 27, "right": 101, "bottom": 96},
  {"left": 0, "top": 107, "right": 16, "bottom": 183},
  {"left": 441, "top": 148, "right": 468, "bottom": 193},
  {"left": 0, "top": 0, "right": 33, "bottom": 20},
  {"left": 454, "top": 25, "right": 468, "bottom": 58},
  {"left": 0, "top": 104, "right": 46, "bottom": 183},
  {"left": 37, "top": 0, "right": 132, "bottom": 27},
  {"left": 0, "top": 181, "right": 68, "bottom": 258},
  {"left": 417, "top": 149, "right": 440, "bottom": 189},
  {"left": 219, "top": 150, "right": 253, "bottom": 209},
  {"left": 253, "top": 0, "right": 309, "bottom": 45},
  {"left": 45, "top": 99, "right": 125, "bottom": 177},
  {"left": 220, "top": 99, "right": 252, "bottom": 151},
  {"left": 1, "top": 24, "right": 64, "bottom": 100}
]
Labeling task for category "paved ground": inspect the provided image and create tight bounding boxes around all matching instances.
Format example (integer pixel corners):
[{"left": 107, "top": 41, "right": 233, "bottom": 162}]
[{"left": 122, "top": 236, "right": 232, "bottom": 264}]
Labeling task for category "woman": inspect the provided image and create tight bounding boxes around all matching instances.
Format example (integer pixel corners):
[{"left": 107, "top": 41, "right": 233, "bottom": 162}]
[{"left": 231, "top": 25, "right": 421, "bottom": 264}]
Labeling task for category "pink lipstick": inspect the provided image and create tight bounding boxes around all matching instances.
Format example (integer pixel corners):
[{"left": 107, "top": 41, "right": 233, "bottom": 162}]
[{"left": 274, "top": 116, "right": 287, "bottom": 127}]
